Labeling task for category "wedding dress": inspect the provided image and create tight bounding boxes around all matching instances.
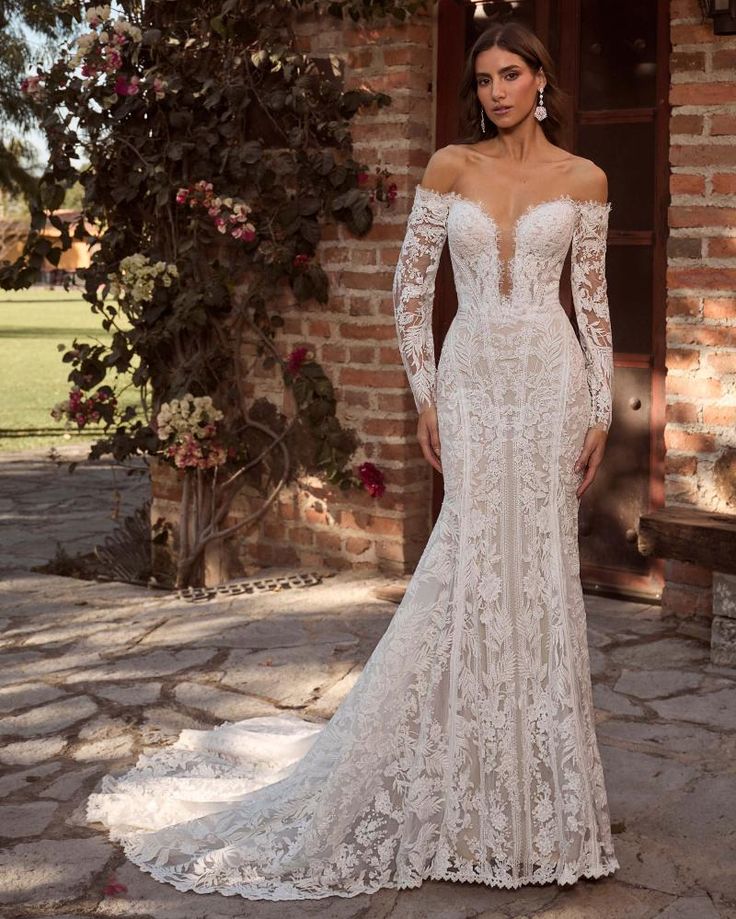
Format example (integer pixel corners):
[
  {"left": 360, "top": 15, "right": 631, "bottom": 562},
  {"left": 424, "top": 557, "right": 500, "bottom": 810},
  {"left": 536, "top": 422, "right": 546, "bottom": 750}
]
[{"left": 86, "top": 181, "right": 620, "bottom": 899}]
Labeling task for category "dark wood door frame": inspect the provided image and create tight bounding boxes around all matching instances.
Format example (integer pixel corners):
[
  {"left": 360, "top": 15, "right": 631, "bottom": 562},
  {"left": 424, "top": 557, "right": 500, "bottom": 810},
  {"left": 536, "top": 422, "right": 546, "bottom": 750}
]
[{"left": 431, "top": 0, "right": 670, "bottom": 601}]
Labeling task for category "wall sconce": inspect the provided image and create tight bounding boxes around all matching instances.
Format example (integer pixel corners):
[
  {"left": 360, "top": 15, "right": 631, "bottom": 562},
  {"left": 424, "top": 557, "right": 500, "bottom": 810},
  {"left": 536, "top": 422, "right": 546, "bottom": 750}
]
[{"left": 699, "top": 0, "right": 736, "bottom": 34}]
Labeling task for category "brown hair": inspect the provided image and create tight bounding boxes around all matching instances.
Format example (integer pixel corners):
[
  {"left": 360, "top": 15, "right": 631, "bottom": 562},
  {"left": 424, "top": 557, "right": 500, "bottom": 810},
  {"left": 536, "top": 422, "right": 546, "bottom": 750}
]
[{"left": 455, "top": 22, "right": 570, "bottom": 149}]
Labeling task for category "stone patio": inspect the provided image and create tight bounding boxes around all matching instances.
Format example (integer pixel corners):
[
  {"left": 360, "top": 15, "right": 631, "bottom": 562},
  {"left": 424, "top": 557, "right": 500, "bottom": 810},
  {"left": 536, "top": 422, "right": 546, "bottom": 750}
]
[{"left": 1, "top": 447, "right": 735, "bottom": 918}]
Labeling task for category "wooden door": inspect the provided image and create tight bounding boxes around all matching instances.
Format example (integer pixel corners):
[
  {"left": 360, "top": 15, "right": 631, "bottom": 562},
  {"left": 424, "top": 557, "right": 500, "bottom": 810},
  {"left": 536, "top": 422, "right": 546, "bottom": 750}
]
[{"left": 433, "top": 0, "right": 669, "bottom": 601}]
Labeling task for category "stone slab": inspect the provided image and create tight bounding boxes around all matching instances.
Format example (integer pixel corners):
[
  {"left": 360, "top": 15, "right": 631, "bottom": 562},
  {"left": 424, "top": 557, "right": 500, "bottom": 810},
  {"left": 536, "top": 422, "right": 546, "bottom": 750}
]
[{"left": 0, "top": 836, "right": 113, "bottom": 906}]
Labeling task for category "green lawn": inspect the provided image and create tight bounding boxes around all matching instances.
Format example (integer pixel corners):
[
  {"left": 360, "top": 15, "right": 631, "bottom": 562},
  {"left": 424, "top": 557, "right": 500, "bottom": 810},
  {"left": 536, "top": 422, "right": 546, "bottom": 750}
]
[{"left": 0, "top": 287, "right": 144, "bottom": 452}]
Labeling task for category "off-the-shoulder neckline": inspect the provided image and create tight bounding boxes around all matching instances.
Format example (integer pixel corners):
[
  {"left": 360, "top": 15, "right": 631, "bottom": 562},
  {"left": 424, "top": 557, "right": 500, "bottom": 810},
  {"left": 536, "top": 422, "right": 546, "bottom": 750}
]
[{"left": 414, "top": 184, "right": 613, "bottom": 227}]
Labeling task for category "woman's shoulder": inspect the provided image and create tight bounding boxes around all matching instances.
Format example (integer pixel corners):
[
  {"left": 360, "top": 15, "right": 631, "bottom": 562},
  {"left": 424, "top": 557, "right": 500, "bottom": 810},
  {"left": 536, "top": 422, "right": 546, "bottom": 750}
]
[
  {"left": 567, "top": 154, "right": 609, "bottom": 203},
  {"left": 418, "top": 145, "right": 466, "bottom": 195}
]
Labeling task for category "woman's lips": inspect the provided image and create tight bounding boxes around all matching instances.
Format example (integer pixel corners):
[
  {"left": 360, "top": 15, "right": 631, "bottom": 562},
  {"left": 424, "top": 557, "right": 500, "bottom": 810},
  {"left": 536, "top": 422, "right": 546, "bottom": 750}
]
[{"left": 493, "top": 106, "right": 511, "bottom": 114}]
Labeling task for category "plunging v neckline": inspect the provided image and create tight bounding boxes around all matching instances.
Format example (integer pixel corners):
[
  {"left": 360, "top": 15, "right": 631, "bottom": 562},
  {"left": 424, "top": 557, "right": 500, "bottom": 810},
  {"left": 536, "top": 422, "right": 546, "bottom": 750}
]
[{"left": 415, "top": 185, "right": 610, "bottom": 301}]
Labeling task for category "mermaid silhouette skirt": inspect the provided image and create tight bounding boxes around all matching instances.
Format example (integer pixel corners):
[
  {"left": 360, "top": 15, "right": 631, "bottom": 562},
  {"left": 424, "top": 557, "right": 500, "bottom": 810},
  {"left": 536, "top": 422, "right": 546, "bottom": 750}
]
[{"left": 86, "top": 184, "right": 620, "bottom": 899}]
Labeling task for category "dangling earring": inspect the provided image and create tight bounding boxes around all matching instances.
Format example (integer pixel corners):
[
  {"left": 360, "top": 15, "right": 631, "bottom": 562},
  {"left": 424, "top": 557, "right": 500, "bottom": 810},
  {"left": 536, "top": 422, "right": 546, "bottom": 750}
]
[
  {"left": 534, "top": 87, "right": 548, "bottom": 122},
  {"left": 480, "top": 107, "right": 486, "bottom": 133}
]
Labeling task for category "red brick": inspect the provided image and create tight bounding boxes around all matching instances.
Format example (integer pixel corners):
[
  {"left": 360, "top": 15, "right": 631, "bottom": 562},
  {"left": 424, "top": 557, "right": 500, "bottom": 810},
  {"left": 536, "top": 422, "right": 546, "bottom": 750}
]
[
  {"left": 668, "top": 324, "right": 736, "bottom": 347},
  {"left": 667, "top": 375, "right": 722, "bottom": 398},
  {"left": 670, "top": 145, "right": 736, "bottom": 167},
  {"left": 703, "top": 298, "right": 736, "bottom": 319},
  {"left": 661, "top": 582, "right": 712, "bottom": 620},
  {"left": 668, "top": 560, "right": 714, "bottom": 588},
  {"left": 665, "top": 453, "right": 698, "bottom": 475},
  {"left": 384, "top": 45, "right": 431, "bottom": 68},
  {"left": 346, "top": 48, "right": 373, "bottom": 69},
  {"left": 704, "top": 404, "right": 736, "bottom": 425},
  {"left": 340, "top": 367, "right": 408, "bottom": 388},
  {"left": 340, "top": 270, "right": 394, "bottom": 290},
  {"left": 345, "top": 536, "right": 373, "bottom": 555},
  {"left": 712, "top": 174, "right": 736, "bottom": 195},
  {"left": 665, "top": 428, "right": 717, "bottom": 453},
  {"left": 666, "top": 401, "right": 699, "bottom": 424},
  {"left": 290, "top": 527, "right": 314, "bottom": 546},
  {"left": 339, "top": 322, "right": 396, "bottom": 341},
  {"left": 313, "top": 530, "right": 342, "bottom": 552},
  {"left": 669, "top": 205, "right": 736, "bottom": 228},
  {"left": 320, "top": 344, "right": 347, "bottom": 362},
  {"left": 376, "top": 392, "right": 416, "bottom": 413},
  {"left": 348, "top": 345, "right": 377, "bottom": 364},
  {"left": 668, "top": 266, "right": 736, "bottom": 290},
  {"left": 363, "top": 417, "right": 417, "bottom": 437},
  {"left": 671, "top": 22, "right": 725, "bottom": 45},
  {"left": 379, "top": 347, "right": 403, "bottom": 365},
  {"left": 706, "top": 353, "right": 736, "bottom": 374},
  {"left": 710, "top": 114, "right": 736, "bottom": 135},
  {"left": 667, "top": 296, "right": 702, "bottom": 318},
  {"left": 670, "top": 54, "right": 706, "bottom": 76},
  {"left": 670, "top": 173, "right": 705, "bottom": 195},
  {"left": 670, "top": 0, "right": 701, "bottom": 16},
  {"left": 308, "top": 320, "right": 333, "bottom": 337},
  {"left": 378, "top": 441, "right": 425, "bottom": 462},
  {"left": 666, "top": 348, "right": 700, "bottom": 371},
  {"left": 343, "top": 388, "right": 372, "bottom": 408},
  {"left": 708, "top": 237, "right": 736, "bottom": 258},
  {"left": 713, "top": 48, "right": 736, "bottom": 71},
  {"left": 350, "top": 249, "right": 377, "bottom": 267},
  {"left": 348, "top": 297, "right": 378, "bottom": 317}
]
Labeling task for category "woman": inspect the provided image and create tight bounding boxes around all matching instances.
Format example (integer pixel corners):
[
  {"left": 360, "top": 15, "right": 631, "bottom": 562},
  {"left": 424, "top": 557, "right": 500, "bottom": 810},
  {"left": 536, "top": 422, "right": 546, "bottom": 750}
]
[{"left": 87, "top": 20, "right": 620, "bottom": 900}]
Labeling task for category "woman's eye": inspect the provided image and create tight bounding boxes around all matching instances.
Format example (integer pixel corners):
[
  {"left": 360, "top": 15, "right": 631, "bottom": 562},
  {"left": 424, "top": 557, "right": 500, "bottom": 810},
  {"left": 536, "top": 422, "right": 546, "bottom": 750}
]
[{"left": 505, "top": 72, "right": 519, "bottom": 80}]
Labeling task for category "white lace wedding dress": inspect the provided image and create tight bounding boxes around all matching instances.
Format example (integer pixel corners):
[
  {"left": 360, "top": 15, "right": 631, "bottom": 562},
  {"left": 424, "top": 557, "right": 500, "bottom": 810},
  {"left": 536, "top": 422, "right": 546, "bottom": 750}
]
[{"left": 86, "top": 182, "right": 620, "bottom": 899}]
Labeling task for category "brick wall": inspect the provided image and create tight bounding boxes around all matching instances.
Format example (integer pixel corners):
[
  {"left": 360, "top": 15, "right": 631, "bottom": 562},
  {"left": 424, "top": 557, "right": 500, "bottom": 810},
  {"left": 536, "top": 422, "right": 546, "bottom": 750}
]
[
  {"left": 664, "top": 0, "right": 736, "bottom": 618},
  {"left": 151, "top": 7, "right": 439, "bottom": 584}
]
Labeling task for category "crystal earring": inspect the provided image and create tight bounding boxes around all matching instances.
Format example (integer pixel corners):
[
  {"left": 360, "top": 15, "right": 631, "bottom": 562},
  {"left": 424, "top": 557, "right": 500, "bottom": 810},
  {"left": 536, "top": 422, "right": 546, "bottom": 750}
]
[
  {"left": 534, "top": 87, "right": 548, "bottom": 122},
  {"left": 480, "top": 107, "right": 486, "bottom": 133}
]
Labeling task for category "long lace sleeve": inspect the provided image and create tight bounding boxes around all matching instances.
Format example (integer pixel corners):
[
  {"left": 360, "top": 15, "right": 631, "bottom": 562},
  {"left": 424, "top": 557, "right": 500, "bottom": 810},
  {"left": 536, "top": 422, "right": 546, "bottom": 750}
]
[
  {"left": 571, "top": 199, "right": 614, "bottom": 432},
  {"left": 392, "top": 185, "right": 450, "bottom": 415}
]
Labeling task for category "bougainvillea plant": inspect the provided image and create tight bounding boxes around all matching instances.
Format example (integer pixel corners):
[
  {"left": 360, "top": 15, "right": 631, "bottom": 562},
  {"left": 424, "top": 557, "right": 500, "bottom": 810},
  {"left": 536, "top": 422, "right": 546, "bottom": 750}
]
[{"left": 1, "top": 0, "right": 423, "bottom": 587}]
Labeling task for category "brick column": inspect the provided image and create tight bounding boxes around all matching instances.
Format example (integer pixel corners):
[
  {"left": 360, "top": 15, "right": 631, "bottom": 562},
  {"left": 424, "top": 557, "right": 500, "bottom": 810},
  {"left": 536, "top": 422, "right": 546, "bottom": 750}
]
[{"left": 664, "top": 0, "right": 736, "bottom": 619}]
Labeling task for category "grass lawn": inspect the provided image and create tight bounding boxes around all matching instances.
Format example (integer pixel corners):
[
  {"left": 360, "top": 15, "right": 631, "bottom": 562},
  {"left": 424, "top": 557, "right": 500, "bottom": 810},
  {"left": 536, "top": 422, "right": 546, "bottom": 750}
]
[{"left": 0, "top": 286, "right": 144, "bottom": 453}]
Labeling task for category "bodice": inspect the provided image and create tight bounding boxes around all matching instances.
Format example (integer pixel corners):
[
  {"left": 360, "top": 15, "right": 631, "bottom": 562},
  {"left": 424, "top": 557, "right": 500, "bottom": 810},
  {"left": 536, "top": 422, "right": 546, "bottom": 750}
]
[
  {"left": 391, "top": 182, "right": 614, "bottom": 430},
  {"left": 445, "top": 192, "right": 584, "bottom": 318}
]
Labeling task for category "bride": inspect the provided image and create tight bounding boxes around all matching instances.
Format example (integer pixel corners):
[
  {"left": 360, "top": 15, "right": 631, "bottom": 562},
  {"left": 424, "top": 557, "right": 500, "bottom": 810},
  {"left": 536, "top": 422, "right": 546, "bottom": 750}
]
[{"left": 87, "top": 19, "right": 620, "bottom": 900}]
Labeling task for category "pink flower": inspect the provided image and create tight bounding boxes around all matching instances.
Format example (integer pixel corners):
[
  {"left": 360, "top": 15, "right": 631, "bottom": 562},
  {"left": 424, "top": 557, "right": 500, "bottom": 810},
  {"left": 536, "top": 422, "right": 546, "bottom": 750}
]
[
  {"left": 20, "top": 75, "right": 42, "bottom": 95},
  {"left": 358, "top": 461, "right": 386, "bottom": 498},
  {"left": 175, "top": 187, "right": 190, "bottom": 204},
  {"left": 113, "top": 74, "right": 139, "bottom": 96},
  {"left": 293, "top": 253, "right": 309, "bottom": 268},
  {"left": 285, "top": 346, "right": 309, "bottom": 377}
]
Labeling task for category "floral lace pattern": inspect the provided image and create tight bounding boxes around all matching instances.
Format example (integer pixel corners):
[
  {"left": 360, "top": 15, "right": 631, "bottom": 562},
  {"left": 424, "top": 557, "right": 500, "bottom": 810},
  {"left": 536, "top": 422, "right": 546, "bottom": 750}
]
[
  {"left": 86, "top": 182, "right": 619, "bottom": 902},
  {"left": 393, "top": 185, "right": 614, "bottom": 430}
]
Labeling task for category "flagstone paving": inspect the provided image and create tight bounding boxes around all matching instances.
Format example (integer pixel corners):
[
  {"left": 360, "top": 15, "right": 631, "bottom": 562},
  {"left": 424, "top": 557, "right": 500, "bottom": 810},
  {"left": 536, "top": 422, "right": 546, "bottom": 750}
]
[{"left": 1, "top": 447, "right": 735, "bottom": 918}]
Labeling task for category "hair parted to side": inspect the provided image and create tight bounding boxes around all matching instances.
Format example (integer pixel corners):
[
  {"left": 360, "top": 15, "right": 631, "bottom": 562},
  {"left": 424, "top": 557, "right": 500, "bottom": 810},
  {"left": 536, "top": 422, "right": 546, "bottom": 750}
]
[{"left": 456, "top": 21, "right": 570, "bottom": 148}]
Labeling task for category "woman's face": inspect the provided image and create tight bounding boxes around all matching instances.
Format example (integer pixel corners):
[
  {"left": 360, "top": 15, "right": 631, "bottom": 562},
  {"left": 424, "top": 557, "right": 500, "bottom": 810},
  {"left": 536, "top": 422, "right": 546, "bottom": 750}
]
[{"left": 474, "top": 46, "right": 544, "bottom": 129}]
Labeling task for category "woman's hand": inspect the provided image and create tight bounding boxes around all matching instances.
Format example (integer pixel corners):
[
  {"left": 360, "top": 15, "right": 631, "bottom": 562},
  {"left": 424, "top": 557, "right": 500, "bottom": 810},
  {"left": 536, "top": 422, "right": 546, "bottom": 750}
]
[
  {"left": 417, "top": 405, "right": 442, "bottom": 474},
  {"left": 574, "top": 426, "right": 608, "bottom": 499}
]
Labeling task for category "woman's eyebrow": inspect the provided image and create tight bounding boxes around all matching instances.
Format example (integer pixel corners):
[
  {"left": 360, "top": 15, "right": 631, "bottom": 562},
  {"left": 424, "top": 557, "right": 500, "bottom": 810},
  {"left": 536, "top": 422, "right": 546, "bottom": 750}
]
[{"left": 475, "top": 65, "right": 520, "bottom": 77}]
